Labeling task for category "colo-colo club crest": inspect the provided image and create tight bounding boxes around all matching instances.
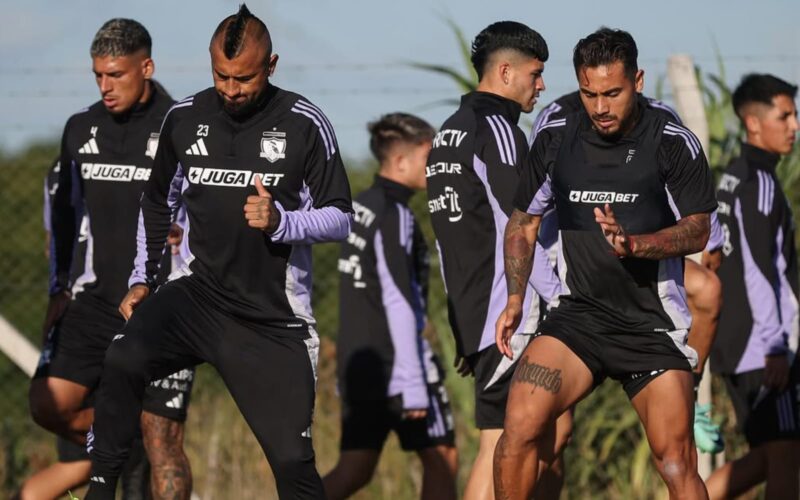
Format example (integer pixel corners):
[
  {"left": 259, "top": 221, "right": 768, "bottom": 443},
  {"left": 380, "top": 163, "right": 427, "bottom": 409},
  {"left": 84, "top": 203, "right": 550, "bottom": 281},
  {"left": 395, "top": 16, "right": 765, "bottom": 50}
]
[
  {"left": 145, "top": 133, "right": 159, "bottom": 159},
  {"left": 260, "top": 131, "right": 287, "bottom": 163}
]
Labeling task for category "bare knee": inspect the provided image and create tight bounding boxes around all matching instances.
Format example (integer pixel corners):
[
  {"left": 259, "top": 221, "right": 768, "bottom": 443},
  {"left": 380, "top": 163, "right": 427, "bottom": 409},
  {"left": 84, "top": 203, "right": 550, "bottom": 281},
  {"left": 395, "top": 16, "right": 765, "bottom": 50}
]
[
  {"left": 419, "top": 445, "right": 458, "bottom": 474},
  {"left": 653, "top": 445, "right": 697, "bottom": 487},
  {"left": 503, "top": 406, "right": 553, "bottom": 451}
]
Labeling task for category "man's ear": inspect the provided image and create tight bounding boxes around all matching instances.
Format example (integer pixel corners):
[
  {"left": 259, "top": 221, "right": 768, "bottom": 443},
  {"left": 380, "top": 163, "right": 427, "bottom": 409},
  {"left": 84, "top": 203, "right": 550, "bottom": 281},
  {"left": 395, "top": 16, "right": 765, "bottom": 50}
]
[
  {"left": 634, "top": 69, "right": 644, "bottom": 93},
  {"left": 267, "top": 54, "right": 279, "bottom": 77},
  {"left": 142, "top": 57, "right": 155, "bottom": 80},
  {"left": 744, "top": 113, "right": 762, "bottom": 138}
]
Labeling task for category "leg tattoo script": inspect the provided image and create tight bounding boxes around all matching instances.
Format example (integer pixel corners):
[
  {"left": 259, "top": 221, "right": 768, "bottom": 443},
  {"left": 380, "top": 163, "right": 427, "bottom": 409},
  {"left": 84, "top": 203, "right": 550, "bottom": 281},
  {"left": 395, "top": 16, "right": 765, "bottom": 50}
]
[{"left": 513, "top": 358, "right": 562, "bottom": 394}]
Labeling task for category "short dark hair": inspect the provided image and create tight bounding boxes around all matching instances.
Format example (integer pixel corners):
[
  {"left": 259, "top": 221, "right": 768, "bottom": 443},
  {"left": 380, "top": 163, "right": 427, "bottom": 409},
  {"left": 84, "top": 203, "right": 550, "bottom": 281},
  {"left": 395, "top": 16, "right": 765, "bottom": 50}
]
[
  {"left": 368, "top": 113, "right": 435, "bottom": 163},
  {"left": 573, "top": 28, "right": 638, "bottom": 80},
  {"left": 90, "top": 18, "right": 152, "bottom": 58},
  {"left": 470, "top": 21, "right": 549, "bottom": 80},
  {"left": 211, "top": 3, "right": 271, "bottom": 60},
  {"left": 732, "top": 73, "right": 798, "bottom": 119}
]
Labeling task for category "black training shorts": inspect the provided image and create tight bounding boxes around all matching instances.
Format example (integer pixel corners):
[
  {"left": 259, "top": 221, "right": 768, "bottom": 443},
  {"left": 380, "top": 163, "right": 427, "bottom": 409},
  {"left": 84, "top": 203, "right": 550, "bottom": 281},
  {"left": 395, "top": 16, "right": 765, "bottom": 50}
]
[
  {"left": 537, "top": 312, "right": 695, "bottom": 399},
  {"left": 723, "top": 362, "right": 800, "bottom": 447},
  {"left": 34, "top": 296, "right": 195, "bottom": 421}
]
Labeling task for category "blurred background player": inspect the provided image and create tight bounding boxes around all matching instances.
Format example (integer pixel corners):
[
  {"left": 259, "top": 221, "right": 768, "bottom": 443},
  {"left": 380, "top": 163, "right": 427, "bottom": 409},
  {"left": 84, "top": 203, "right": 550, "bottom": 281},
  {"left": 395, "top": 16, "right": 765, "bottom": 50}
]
[
  {"left": 324, "top": 113, "right": 458, "bottom": 499},
  {"left": 706, "top": 73, "right": 800, "bottom": 499}
]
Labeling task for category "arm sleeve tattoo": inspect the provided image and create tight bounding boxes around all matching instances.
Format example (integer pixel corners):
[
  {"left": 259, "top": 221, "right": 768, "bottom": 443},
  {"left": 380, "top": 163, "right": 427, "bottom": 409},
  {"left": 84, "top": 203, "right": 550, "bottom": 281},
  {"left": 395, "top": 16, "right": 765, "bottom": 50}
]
[
  {"left": 504, "top": 209, "right": 541, "bottom": 297},
  {"left": 629, "top": 212, "right": 710, "bottom": 259}
]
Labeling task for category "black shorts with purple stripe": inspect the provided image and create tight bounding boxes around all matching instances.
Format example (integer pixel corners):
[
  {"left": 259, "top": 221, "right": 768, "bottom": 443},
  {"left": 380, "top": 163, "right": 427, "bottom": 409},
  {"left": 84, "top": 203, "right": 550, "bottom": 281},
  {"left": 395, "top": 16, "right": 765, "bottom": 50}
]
[
  {"left": 723, "top": 361, "right": 800, "bottom": 447},
  {"left": 340, "top": 380, "right": 455, "bottom": 452}
]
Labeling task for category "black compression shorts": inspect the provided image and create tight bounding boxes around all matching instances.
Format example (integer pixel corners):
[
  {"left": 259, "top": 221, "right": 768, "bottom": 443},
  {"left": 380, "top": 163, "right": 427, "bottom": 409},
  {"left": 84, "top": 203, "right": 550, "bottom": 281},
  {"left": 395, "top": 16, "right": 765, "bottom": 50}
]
[
  {"left": 33, "top": 296, "right": 195, "bottom": 421},
  {"left": 537, "top": 313, "right": 694, "bottom": 398}
]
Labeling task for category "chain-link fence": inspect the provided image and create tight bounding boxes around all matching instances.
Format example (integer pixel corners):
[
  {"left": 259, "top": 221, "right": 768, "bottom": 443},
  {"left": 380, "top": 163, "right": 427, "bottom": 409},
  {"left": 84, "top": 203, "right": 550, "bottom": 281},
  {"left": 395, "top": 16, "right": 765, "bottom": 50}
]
[{"left": 0, "top": 141, "right": 770, "bottom": 499}]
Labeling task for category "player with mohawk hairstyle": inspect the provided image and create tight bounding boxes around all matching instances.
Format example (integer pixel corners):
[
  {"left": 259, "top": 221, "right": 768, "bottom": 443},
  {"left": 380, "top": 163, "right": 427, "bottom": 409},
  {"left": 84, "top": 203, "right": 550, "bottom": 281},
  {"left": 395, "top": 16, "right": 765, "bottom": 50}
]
[{"left": 84, "top": 4, "right": 353, "bottom": 499}]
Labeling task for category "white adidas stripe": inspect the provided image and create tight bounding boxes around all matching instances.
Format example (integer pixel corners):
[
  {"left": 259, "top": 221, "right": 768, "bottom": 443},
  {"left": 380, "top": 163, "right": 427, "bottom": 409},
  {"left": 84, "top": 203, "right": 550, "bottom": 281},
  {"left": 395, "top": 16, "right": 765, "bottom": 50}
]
[
  {"left": 291, "top": 100, "right": 338, "bottom": 159},
  {"left": 185, "top": 138, "right": 208, "bottom": 156},
  {"left": 664, "top": 122, "right": 701, "bottom": 160},
  {"left": 538, "top": 118, "right": 566, "bottom": 132},
  {"left": 78, "top": 138, "right": 100, "bottom": 154},
  {"left": 486, "top": 116, "right": 509, "bottom": 165}
]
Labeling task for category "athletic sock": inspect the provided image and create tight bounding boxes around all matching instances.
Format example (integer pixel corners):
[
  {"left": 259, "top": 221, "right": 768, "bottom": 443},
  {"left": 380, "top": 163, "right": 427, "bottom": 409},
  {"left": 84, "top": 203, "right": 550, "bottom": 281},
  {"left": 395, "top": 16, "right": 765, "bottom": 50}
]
[{"left": 84, "top": 475, "right": 118, "bottom": 500}]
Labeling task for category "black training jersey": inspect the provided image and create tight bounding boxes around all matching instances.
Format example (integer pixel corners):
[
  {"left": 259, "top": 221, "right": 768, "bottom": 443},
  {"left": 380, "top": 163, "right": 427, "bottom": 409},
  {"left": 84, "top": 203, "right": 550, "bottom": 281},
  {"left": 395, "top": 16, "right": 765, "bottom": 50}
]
[
  {"left": 337, "top": 176, "right": 438, "bottom": 409},
  {"left": 515, "top": 98, "right": 717, "bottom": 338},
  {"left": 426, "top": 91, "right": 544, "bottom": 356},
  {"left": 131, "top": 85, "right": 353, "bottom": 332},
  {"left": 50, "top": 83, "right": 174, "bottom": 308},
  {"left": 530, "top": 91, "right": 724, "bottom": 254},
  {"left": 712, "top": 144, "right": 799, "bottom": 374}
]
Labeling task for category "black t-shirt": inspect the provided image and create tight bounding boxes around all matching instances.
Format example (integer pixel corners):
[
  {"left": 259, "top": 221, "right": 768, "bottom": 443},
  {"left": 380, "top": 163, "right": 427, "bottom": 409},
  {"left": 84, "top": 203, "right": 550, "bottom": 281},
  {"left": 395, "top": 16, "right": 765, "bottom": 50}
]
[
  {"left": 132, "top": 85, "right": 353, "bottom": 332},
  {"left": 515, "top": 98, "right": 717, "bottom": 333}
]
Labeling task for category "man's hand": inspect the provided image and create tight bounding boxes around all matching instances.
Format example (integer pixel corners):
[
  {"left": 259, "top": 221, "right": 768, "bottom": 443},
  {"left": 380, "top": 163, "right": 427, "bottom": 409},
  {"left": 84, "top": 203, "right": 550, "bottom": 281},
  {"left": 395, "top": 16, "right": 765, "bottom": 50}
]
[
  {"left": 167, "top": 223, "right": 183, "bottom": 255},
  {"left": 42, "top": 291, "right": 71, "bottom": 343},
  {"left": 594, "top": 203, "right": 632, "bottom": 257},
  {"left": 119, "top": 285, "right": 150, "bottom": 321},
  {"left": 453, "top": 354, "right": 473, "bottom": 377},
  {"left": 495, "top": 299, "right": 523, "bottom": 359},
  {"left": 764, "top": 354, "right": 790, "bottom": 391},
  {"left": 402, "top": 409, "right": 428, "bottom": 420},
  {"left": 243, "top": 175, "right": 281, "bottom": 233}
]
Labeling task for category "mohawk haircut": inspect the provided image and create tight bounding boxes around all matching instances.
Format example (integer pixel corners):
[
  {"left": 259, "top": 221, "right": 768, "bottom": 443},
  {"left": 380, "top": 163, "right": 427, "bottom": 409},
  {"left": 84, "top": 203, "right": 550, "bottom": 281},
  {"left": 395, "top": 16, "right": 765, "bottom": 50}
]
[
  {"left": 90, "top": 18, "right": 152, "bottom": 58},
  {"left": 732, "top": 73, "right": 798, "bottom": 119},
  {"left": 211, "top": 3, "right": 271, "bottom": 60}
]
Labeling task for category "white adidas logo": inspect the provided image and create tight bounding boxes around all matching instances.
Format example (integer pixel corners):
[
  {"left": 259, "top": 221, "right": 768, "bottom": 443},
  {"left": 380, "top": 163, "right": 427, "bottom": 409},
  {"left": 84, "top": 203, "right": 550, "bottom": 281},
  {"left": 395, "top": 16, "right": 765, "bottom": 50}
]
[
  {"left": 90, "top": 476, "right": 106, "bottom": 484},
  {"left": 166, "top": 393, "right": 184, "bottom": 409},
  {"left": 78, "top": 138, "right": 100, "bottom": 154},
  {"left": 185, "top": 138, "right": 209, "bottom": 156}
]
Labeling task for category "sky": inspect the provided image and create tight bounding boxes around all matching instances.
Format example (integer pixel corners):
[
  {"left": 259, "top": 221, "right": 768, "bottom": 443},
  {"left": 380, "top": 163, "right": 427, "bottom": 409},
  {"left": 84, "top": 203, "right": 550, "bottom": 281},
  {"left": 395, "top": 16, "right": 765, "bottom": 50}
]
[{"left": 1, "top": 0, "right": 798, "bottom": 161}]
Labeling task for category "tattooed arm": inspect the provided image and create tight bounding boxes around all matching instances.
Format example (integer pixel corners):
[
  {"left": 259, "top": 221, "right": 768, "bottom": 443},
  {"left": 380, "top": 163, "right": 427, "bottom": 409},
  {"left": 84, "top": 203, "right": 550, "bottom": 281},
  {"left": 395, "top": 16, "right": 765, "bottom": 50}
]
[
  {"left": 594, "top": 203, "right": 710, "bottom": 259},
  {"left": 496, "top": 209, "right": 541, "bottom": 358}
]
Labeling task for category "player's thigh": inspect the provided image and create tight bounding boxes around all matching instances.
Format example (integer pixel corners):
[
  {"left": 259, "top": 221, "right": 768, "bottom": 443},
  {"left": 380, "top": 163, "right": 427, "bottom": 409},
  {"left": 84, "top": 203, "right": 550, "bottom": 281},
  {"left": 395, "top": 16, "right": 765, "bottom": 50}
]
[
  {"left": 631, "top": 369, "right": 694, "bottom": 455},
  {"left": 213, "top": 325, "right": 318, "bottom": 454},
  {"left": 29, "top": 376, "right": 90, "bottom": 416},
  {"left": 504, "top": 335, "right": 594, "bottom": 433}
]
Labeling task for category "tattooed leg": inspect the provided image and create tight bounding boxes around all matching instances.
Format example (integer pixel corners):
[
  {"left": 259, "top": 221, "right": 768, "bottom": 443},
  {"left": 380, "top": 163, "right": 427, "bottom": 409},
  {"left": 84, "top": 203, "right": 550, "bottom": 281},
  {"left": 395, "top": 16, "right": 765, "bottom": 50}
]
[
  {"left": 141, "top": 411, "right": 192, "bottom": 500},
  {"left": 494, "top": 335, "right": 593, "bottom": 500}
]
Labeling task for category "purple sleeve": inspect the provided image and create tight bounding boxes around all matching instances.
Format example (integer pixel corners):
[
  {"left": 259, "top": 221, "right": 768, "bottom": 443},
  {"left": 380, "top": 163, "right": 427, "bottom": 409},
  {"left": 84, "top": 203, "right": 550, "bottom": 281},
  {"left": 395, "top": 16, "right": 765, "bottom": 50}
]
[
  {"left": 705, "top": 210, "right": 724, "bottom": 252},
  {"left": 374, "top": 226, "right": 428, "bottom": 410},
  {"left": 530, "top": 241, "right": 561, "bottom": 303},
  {"left": 43, "top": 177, "right": 51, "bottom": 232},
  {"left": 270, "top": 203, "right": 352, "bottom": 244},
  {"left": 735, "top": 193, "right": 786, "bottom": 356}
]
